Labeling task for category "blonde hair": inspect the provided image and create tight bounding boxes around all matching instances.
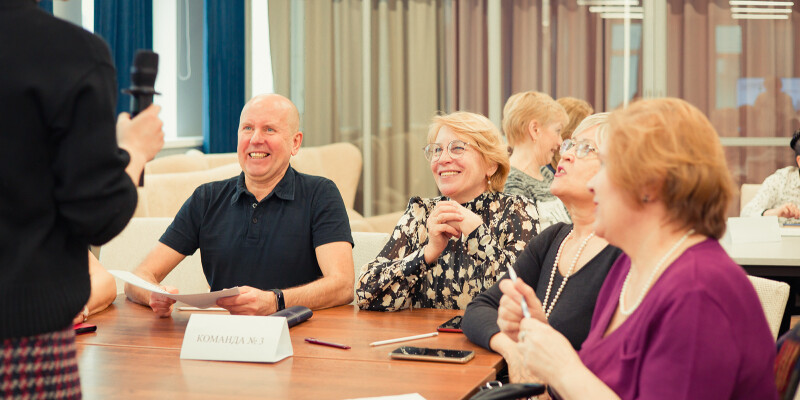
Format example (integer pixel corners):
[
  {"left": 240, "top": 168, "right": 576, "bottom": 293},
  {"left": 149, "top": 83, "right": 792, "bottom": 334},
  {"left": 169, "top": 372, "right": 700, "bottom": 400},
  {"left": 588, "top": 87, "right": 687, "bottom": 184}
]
[
  {"left": 606, "top": 98, "right": 734, "bottom": 239},
  {"left": 552, "top": 98, "right": 594, "bottom": 168},
  {"left": 502, "top": 91, "right": 569, "bottom": 147},
  {"left": 427, "top": 111, "right": 510, "bottom": 192},
  {"left": 572, "top": 112, "right": 610, "bottom": 148}
]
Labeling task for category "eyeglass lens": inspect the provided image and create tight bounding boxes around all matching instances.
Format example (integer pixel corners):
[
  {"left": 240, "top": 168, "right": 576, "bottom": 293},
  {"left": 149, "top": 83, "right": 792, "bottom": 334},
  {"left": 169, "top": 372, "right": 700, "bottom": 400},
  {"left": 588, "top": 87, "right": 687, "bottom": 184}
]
[
  {"left": 560, "top": 139, "right": 595, "bottom": 158},
  {"left": 424, "top": 140, "right": 468, "bottom": 161}
]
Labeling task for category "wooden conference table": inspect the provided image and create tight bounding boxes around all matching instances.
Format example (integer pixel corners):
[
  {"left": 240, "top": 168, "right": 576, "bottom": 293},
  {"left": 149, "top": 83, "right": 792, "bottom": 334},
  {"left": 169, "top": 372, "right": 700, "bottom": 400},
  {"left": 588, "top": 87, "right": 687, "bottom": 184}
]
[{"left": 75, "top": 295, "right": 504, "bottom": 400}]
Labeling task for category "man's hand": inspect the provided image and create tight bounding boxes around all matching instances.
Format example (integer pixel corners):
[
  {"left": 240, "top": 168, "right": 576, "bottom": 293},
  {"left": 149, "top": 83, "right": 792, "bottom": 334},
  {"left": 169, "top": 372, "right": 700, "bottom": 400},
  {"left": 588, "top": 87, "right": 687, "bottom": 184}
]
[
  {"left": 216, "top": 286, "right": 277, "bottom": 315},
  {"left": 150, "top": 286, "right": 178, "bottom": 317}
]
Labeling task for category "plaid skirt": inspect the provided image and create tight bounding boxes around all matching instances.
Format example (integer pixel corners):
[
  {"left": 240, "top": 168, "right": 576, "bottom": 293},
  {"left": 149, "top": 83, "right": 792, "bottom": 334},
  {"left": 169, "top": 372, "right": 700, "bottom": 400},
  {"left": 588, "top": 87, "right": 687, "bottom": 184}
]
[{"left": 1, "top": 327, "right": 81, "bottom": 399}]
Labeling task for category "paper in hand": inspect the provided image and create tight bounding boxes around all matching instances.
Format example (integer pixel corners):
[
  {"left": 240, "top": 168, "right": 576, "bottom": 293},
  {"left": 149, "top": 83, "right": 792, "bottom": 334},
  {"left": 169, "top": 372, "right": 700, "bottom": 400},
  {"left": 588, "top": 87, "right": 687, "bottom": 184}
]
[{"left": 109, "top": 270, "right": 239, "bottom": 309}]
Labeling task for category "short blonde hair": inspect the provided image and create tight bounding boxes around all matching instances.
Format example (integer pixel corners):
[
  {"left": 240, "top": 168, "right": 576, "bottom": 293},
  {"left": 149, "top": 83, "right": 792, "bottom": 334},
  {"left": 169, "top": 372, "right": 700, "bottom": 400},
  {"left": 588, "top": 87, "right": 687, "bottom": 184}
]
[
  {"left": 552, "top": 98, "right": 594, "bottom": 168},
  {"left": 573, "top": 112, "right": 610, "bottom": 148},
  {"left": 427, "top": 111, "right": 510, "bottom": 192},
  {"left": 606, "top": 98, "right": 734, "bottom": 239},
  {"left": 502, "top": 91, "right": 569, "bottom": 147}
]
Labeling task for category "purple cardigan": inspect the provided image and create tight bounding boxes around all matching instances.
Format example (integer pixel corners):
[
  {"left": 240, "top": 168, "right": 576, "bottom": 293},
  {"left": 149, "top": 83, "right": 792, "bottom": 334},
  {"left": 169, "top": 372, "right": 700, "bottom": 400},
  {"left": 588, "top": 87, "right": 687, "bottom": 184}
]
[{"left": 578, "top": 239, "right": 778, "bottom": 399}]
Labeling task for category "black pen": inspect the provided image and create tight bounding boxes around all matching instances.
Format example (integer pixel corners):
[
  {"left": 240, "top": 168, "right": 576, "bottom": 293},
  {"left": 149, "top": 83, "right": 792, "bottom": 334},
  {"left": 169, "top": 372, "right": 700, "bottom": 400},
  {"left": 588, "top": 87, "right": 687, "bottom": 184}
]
[{"left": 305, "top": 337, "right": 351, "bottom": 350}]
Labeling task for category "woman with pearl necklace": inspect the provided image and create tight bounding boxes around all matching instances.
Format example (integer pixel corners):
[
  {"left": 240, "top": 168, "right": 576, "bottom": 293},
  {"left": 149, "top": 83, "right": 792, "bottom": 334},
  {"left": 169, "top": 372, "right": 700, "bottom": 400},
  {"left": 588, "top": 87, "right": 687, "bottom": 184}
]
[
  {"left": 500, "top": 98, "right": 777, "bottom": 399},
  {"left": 462, "top": 113, "right": 621, "bottom": 383}
]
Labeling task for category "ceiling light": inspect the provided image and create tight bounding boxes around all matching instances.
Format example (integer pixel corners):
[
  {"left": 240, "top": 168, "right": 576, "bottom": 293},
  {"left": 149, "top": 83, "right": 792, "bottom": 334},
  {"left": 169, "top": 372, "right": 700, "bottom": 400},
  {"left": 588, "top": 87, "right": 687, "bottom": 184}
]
[
  {"left": 729, "top": 1, "right": 793, "bottom": 6},
  {"left": 589, "top": 6, "right": 644, "bottom": 12},
  {"left": 600, "top": 12, "right": 644, "bottom": 19},
  {"left": 730, "top": 6, "right": 793, "bottom": 12},
  {"left": 731, "top": 13, "right": 790, "bottom": 18},
  {"left": 578, "top": 0, "right": 639, "bottom": 5}
]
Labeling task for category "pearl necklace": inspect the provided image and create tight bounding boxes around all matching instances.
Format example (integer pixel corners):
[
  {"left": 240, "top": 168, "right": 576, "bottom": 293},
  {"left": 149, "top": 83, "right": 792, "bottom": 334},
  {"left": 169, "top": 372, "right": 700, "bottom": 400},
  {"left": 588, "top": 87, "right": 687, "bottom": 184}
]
[
  {"left": 542, "top": 230, "right": 595, "bottom": 320},
  {"left": 619, "top": 229, "right": 695, "bottom": 316}
]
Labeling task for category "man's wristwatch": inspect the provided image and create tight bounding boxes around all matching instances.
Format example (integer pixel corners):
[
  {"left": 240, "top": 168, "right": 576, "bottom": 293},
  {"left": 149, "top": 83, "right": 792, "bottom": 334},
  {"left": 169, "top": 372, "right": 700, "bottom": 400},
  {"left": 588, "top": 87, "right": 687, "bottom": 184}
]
[{"left": 269, "top": 289, "right": 285, "bottom": 312}]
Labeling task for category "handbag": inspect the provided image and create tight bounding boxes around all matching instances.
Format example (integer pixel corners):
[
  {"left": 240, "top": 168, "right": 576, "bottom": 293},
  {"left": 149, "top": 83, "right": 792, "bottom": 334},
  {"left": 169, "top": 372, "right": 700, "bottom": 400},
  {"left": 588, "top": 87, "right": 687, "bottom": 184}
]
[{"left": 469, "top": 381, "right": 545, "bottom": 400}]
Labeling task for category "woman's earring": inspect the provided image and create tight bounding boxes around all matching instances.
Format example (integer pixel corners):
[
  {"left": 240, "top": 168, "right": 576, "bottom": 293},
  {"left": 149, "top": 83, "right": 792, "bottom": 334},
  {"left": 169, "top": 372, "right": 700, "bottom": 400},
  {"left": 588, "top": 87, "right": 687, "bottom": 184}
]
[{"left": 642, "top": 195, "right": 650, "bottom": 203}]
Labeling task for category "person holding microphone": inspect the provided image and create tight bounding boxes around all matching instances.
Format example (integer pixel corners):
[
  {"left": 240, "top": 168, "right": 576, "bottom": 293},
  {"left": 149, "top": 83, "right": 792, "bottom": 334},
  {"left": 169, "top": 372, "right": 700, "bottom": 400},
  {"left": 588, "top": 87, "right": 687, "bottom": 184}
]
[{"left": 0, "top": 1, "right": 164, "bottom": 398}]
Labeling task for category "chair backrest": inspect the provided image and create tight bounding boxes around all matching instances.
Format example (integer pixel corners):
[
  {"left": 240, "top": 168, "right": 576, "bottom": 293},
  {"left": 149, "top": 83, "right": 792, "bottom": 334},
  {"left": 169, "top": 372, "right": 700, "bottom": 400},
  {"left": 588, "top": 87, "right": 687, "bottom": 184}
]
[
  {"left": 351, "top": 232, "right": 390, "bottom": 304},
  {"left": 740, "top": 183, "right": 762, "bottom": 211},
  {"left": 747, "top": 275, "right": 790, "bottom": 340},
  {"left": 137, "top": 143, "right": 363, "bottom": 218},
  {"left": 134, "top": 163, "right": 242, "bottom": 218},
  {"left": 98, "top": 217, "right": 209, "bottom": 294}
]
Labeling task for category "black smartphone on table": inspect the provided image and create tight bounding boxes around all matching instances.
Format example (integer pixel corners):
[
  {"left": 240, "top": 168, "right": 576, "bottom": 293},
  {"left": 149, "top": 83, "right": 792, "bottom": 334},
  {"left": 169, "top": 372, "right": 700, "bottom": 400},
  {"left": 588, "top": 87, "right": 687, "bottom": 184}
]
[
  {"left": 389, "top": 346, "right": 475, "bottom": 363},
  {"left": 437, "top": 315, "right": 463, "bottom": 333}
]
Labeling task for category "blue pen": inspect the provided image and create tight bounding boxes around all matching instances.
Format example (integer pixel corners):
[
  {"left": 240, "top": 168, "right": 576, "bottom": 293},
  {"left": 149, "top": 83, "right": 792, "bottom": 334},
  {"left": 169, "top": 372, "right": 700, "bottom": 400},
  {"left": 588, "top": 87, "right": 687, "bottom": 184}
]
[{"left": 506, "top": 267, "right": 531, "bottom": 318}]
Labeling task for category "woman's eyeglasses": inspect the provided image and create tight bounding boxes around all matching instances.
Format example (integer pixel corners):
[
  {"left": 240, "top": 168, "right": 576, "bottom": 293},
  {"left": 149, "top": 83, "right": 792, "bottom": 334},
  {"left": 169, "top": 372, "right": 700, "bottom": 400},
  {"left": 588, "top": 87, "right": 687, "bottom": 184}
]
[
  {"left": 423, "top": 140, "right": 472, "bottom": 162},
  {"left": 560, "top": 139, "right": 597, "bottom": 159}
]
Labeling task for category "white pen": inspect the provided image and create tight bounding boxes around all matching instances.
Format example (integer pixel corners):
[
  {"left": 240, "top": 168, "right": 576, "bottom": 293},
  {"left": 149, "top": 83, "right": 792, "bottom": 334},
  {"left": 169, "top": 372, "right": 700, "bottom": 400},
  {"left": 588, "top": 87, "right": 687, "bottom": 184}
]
[
  {"left": 506, "top": 267, "right": 532, "bottom": 318},
  {"left": 369, "top": 332, "right": 438, "bottom": 347}
]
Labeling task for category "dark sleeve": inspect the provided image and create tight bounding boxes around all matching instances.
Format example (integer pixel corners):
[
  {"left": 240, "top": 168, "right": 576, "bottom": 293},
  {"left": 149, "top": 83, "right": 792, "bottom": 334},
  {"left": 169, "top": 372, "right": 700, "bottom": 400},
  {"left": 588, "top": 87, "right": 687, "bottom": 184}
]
[
  {"left": 462, "top": 224, "right": 563, "bottom": 350},
  {"left": 49, "top": 47, "right": 137, "bottom": 245},
  {"left": 311, "top": 179, "right": 353, "bottom": 248},
  {"left": 159, "top": 185, "right": 207, "bottom": 256}
]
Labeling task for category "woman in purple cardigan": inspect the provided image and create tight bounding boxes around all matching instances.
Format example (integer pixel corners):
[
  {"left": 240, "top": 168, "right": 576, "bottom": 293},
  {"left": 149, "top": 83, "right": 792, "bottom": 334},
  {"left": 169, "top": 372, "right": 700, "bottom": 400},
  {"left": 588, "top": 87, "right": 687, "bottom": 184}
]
[{"left": 497, "top": 98, "right": 778, "bottom": 399}]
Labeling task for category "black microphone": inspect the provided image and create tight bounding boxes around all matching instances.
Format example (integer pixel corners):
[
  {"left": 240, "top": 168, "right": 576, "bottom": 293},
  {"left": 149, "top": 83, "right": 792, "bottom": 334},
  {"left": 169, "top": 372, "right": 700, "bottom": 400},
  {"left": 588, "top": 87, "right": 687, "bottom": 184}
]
[{"left": 122, "top": 50, "right": 160, "bottom": 186}]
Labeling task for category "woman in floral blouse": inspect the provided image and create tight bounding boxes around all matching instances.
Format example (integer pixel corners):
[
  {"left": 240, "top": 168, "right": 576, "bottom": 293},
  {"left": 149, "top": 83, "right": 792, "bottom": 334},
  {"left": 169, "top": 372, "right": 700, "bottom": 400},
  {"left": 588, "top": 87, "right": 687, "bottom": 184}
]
[{"left": 356, "top": 111, "right": 540, "bottom": 311}]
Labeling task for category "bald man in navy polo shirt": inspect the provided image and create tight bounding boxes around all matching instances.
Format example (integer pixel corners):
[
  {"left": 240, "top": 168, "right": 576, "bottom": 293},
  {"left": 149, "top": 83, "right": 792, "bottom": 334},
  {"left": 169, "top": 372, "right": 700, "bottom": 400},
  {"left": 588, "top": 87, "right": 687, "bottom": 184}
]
[{"left": 125, "top": 94, "right": 355, "bottom": 316}]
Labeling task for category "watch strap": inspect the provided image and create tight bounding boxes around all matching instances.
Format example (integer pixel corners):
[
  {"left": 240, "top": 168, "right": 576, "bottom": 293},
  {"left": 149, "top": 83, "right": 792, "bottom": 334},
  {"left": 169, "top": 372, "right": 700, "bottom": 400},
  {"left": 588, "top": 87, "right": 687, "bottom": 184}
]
[{"left": 269, "top": 289, "right": 285, "bottom": 312}]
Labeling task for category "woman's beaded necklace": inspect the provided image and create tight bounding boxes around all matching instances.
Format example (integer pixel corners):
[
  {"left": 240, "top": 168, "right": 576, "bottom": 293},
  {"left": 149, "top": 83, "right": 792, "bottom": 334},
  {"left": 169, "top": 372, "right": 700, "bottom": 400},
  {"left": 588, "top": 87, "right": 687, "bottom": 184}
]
[
  {"left": 618, "top": 229, "right": 695, "bottom": 316},
  {"left": 542, "top": 229, "right": 595, "bottom": 320}
]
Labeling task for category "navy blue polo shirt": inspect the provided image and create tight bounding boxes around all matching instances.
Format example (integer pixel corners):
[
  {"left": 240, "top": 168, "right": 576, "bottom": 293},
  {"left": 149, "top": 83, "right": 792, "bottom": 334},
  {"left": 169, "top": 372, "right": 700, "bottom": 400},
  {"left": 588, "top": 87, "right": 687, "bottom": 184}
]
[{"left": 159, "top": 166, "right": 353, "bottom": 292}]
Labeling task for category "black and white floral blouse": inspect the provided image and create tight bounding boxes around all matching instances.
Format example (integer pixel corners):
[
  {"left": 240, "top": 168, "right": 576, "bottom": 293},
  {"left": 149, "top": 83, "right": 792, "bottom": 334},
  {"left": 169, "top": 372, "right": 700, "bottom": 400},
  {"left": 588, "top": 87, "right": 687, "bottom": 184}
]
[{"left": 355, "top": 191, "right": 539, "bottom": 311}]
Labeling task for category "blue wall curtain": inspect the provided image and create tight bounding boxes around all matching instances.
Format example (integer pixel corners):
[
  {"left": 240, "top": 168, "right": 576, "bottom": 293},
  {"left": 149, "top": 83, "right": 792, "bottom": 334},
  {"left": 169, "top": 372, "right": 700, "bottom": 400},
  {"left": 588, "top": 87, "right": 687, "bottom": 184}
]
[
  {"left": 38, "top": 1, "right": 53, "bottom": 13},
  {"left": 95, "top": 1, "right": 153, "bottom": 116},
  {"left": 202, "top": 0, "right": 245, "bottom": 154}
]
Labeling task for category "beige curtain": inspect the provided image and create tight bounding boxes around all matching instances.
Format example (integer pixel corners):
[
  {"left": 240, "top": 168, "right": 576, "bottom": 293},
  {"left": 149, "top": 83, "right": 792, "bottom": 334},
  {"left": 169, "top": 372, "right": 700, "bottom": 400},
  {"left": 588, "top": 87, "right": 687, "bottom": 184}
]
[
  {"left": 268, "top": 0, "right": 444, "bottom": 215},
  {"left": 497, "top": 1, "right": 620, "bottom": 112}
]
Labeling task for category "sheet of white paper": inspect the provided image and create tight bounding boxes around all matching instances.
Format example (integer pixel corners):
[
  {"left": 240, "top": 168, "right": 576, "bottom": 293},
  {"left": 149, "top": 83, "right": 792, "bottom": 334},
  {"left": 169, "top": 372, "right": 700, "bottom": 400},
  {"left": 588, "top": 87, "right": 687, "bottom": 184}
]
[
  {"left": 109, "top": 270, "right": 239, "bottom": 308},
  {"left": 781, "top": 227, "right": 800, "bottom": 237},
  {"left": 726, "top": 216, "right": 781, "bottom": 244},
  {"left": 344, "top": 394, "right": 426, "bottom": 400}
]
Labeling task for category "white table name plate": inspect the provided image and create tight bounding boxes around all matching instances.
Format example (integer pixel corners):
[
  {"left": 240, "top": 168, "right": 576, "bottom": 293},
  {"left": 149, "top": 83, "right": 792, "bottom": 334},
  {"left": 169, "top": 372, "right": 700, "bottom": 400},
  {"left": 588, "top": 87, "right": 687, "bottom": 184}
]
[
  {"left": 726, "top": 216, "right": 781, "bottom": 244},
  {"left": 109, "top": 270, "right": 239, "bottom": 308},
  {"left": 180, "top": 314, "right": 293, "bottom": 363}
]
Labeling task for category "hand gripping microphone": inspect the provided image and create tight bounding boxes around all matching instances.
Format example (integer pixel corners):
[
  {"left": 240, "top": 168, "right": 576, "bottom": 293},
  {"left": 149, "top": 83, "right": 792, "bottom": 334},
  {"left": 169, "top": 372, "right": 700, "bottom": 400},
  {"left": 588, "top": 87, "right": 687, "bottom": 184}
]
[{"left": 122, "top": 50, "right": 160, "bottom": 186}]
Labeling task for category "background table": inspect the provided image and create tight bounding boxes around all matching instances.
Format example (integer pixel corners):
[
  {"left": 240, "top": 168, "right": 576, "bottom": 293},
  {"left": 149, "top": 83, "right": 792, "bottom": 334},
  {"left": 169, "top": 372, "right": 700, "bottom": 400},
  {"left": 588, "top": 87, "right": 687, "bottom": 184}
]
[
  {"left": 721, "top": 235, "right": 800, "bottom": 334},
  {"left": 76, "top": 295, "right": 504, "bottom": 399}
]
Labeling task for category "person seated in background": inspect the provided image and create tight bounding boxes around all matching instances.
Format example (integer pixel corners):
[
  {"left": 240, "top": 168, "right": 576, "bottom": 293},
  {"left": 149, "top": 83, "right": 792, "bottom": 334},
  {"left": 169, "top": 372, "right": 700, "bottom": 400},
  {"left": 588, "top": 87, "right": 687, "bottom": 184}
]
[
  {"left": 462, "top": 113, "right": 622, "bottom": 382},
  {"left": 125, "top": 94, "right": 355, "bottom": 317},
  {"left": 550, "top": 97, "right": 594, "bottom": 173},
  {"left": 741, "top": 129, "right": 800, "bottom": 223},
  {"left": 503, "top": 91, "right": 571, "bottom": 229},
  {"left": 501, "top": 98, "right": 777, "bottom": 399},
  {"left": 355, "top": 111, "right": 539, "bottom": 311},
  {"left": 73, "top": 252, "right": 117, "bottom": 324}
]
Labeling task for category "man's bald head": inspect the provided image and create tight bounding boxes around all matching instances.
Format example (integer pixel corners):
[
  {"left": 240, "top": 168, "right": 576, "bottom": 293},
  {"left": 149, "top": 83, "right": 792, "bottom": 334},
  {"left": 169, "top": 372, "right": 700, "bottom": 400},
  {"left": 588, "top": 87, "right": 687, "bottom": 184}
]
[{"left": 240, "top": 94, "right": 300, "bottom": 134}]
